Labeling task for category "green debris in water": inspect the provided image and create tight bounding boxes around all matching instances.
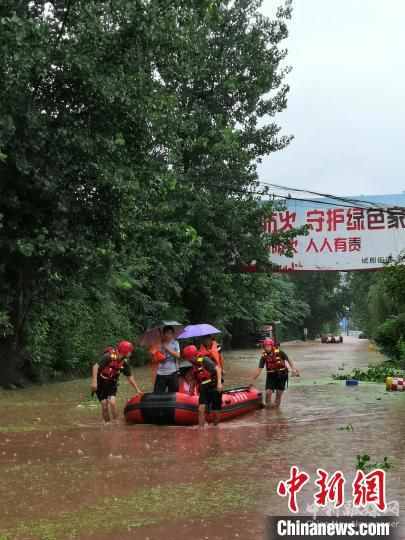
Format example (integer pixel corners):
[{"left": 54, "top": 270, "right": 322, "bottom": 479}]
[
  {"left": 337, "top": 423, "right": 354, "bottom": 432},
  {"left": 334, "top": 365, "right": 404, "bottom": 383},
  {"left": 355, "top": 454, "right": 393, "bottom": 473}
]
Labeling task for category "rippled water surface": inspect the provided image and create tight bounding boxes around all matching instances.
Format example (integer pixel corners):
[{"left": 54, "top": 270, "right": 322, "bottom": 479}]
[{"left": 0, "top": 338, "right": 403, "bottom": 539}]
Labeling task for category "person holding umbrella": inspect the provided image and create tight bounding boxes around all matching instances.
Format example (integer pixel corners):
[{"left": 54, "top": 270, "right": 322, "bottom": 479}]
[{"left": 138, "top": 321, "right": 183, "bottom": 388}]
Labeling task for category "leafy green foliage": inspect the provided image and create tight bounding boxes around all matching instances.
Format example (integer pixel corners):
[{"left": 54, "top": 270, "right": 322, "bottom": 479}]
[
  {"left": 0, "top": 311, "right": 13, "bottom": 338},
  {"left": 347, "top": 258, "right": 405, "bottom": 365},
  {"left": 25, "top": 284, "right": 139, "bottom": 378},
  {"left": 0, "top": 0, "right": 299, "bottom": 381},
  {"left": 288, "top": 272, "right": 348, "bottom": 338},
  {"left": 374, "top": 315, "right": 405, "bottom": 362},
  {"left": 337, "top": 424, "right": 354, "bottom": 431},
  {"left": 258, "top": 274, "right": 311, "bottom": 340},
  {"left": 333, "top": 365, "right": 404, "bottom": 383}
]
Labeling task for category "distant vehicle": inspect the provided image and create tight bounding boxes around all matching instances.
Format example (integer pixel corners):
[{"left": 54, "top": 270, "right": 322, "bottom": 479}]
[
  {"left": 253, "top": 322, "right": 279, "bottom": 346},
  {"left": 321, "top": 335, "right": 343, "bottom": 344},
  {"left": 358, "top": 332, "right": 368, "bottom": 339}
]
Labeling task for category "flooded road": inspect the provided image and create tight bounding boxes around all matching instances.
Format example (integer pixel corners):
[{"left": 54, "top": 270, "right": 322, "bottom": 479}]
[{"left": 0, "top": 338, "right": 403, "bottom": 539}]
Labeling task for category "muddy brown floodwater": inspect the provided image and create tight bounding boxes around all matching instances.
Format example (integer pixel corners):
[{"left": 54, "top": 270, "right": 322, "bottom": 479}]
[{"left": 0, "top": 338, "right": 403, "bottom": 540}]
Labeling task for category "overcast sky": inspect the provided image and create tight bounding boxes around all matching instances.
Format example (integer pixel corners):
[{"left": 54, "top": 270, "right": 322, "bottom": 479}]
[{"left": 258, "top": 0, "right": 405, "bottom": 197}]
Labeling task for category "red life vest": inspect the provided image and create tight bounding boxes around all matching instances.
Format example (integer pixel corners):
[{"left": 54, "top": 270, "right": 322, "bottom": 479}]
[
  {"left": 99, "top": 349, "right": 124, "bottom": 381},
  {"left": 198, "top": 342, "right": 224, "bottom": 369},
  {"left": 192, "top": 358, "right": 216, "bottom": 385},
  {"left": 262, "top": 348, "right": 287, "bottom": 373}
]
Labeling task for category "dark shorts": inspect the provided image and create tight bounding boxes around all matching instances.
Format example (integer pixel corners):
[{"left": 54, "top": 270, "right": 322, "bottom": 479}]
[
  {"left": 96, "top": 378, "right": 118, "bottom": 401},
  {"left": 154, "top": 373, "right": 179, "bottom": 393},
  {"left": 199, "top": 383, "right": 222, "bottom": 411},
  {"left": 266, "top": 370, "right": 288, "bottom": 391}
]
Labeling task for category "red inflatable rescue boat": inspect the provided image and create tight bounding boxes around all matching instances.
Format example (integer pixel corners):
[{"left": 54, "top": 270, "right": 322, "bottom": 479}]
[{"left": 124, "top": 386, "right": 263, "bottom": 425}]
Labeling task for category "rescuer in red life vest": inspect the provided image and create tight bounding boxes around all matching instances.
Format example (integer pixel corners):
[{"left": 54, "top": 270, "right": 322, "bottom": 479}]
[
  {"left": 250, "top": 338, "right": 299, "bottom": 408},
  {"left": 91, "top": 341, "right": 142, "bottom": 423},
  {"left": 182, "top": 345, "right": 223, "bottom": 428},
  {"left": 198, "top": 335, "right": 225, "bottom": 383}
]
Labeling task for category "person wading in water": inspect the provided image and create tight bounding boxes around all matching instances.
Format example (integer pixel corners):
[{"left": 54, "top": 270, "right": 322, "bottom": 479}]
[
  {"left": 91, "top": 341, "right": 142, "bottom": 423},
  {"left": 182, "top": 345, "right": 223, "bottom": 428},
  {"left": 250, "top": 339, "right": 299, "bottom": 408}
]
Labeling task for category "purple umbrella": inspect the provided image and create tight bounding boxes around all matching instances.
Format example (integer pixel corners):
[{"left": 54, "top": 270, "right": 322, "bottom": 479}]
[{"left": 177, "top": 324, "right": 221, "bottom": 340}]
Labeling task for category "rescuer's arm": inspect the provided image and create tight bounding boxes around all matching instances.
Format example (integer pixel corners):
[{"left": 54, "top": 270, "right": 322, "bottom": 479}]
[
  {"left": 218, "top": 348, "right": 225, "bottom": 375},
  {"left": 123, "top": 362, "right": 142, "bottom": 393},
  {"left": 286, "top": 356, "right": 299, "bottom": 376},
  {"left": 215, "top": 365, "right": 223, "bottom": 391},
  {"left": 250, "top": 367, "right": 263, "bottom": 385},
  {"left": 250, "top": 354, "right": 265, "bottom": 385},
  {"left": 127, "top": 375, "right": 143, "bottom": 394},
  {"left": 91, "top": 364, "right": 98, "bottom": 392}
]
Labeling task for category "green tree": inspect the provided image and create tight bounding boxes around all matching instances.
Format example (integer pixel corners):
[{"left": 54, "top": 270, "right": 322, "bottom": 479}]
[
  {"left": 346, "top": 261, "right": 405, "bottom": 365},
  {"left": 152, "top": 0, "right": 295, "bottom": 325},
  {"left": 0, "top": 0, "right": 297, "bottom": 384},
  {"left": 0, "top": 0, "right": 182, "bottom": 382},
  {"left": 289, "top": 272, "right": 347, "bottom": 338}
]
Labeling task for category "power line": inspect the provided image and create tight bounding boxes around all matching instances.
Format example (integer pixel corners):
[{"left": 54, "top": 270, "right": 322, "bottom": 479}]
[
  {"left": 203, "top": 182, "right": 405, "bottom": 214},
  {"left": 257, "top": 181, "right": 393, "bottom": 210},
  {"left": 273, "top": 194, "right": 369, "bottom": 210}
]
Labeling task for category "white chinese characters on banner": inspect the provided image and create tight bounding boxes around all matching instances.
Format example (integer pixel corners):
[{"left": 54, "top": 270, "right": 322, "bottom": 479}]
[{"left": 265, "top": 201, "right": 405, "bottom": 271}]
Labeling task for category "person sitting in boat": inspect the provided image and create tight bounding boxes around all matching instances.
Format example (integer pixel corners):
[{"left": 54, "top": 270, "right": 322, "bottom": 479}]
[
  {"left": 177, "top": 361, "right": 198, "bottom": 396},
  {"left": 91, "top": 341, "right": 143, "bottom": 423},
  {"left": 182, "top": 345, "right": 223, "bottom": 427},
  {"left": 250, "top": 338, "right": 299, "bottom": 408},
  {"left": 153, "top": 326, "right": 181, "bottom": 393}
]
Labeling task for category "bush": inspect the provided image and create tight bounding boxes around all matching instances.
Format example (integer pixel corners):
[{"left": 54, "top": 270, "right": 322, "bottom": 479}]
[
  {"left": 374, "top": 314, "right": 405, "bottom": 363},
  {"left": 132, "top": 346, "right": 151, "bottom": 368},
  {"left": 333, "top": 364, "right": 404, "bottom": 383},
  {"left": 0, "top": 311, "right": 13, "bottom": 338},
  {"left": 26, "top": 285, "right": 136, "bottom": 378}
]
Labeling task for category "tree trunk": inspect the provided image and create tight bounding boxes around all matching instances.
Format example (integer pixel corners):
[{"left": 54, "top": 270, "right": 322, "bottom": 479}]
[
  {"left": 0, "top": 338, "right": 21, "bottom": 388},
  {"left": 0, "top": 269, "right": 32, "bottom": 388}
]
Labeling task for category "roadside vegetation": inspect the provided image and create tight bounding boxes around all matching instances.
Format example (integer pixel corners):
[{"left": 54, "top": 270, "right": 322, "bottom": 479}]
[
  {"left": 0, "top": 1, "right": 352, "bottom": 387},
  {"left": 0, "top": 0, "right": 303, "bottom": 386},
  {"left": 343, "top": 260, "right": 405, "bottom": 377}
]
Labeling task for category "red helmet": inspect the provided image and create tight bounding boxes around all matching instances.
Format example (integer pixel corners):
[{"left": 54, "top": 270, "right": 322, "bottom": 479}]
[
  {"left": 117, "top": 340, "right": 134, "bottom": 356},
  {"left": 182, "top": 345, "right": 198, "bottom": 360},
  {"left": 263, "top": 338, "right": 274, "bottom": 348}
]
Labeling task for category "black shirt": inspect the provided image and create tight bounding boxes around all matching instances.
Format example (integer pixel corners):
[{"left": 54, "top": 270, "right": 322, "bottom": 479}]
[
  {"left": 200, "top": 357, "right": 217, "bottom": 375},
  {"left": 98, "top": 352, "right": 131, "bottom": 379}
]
